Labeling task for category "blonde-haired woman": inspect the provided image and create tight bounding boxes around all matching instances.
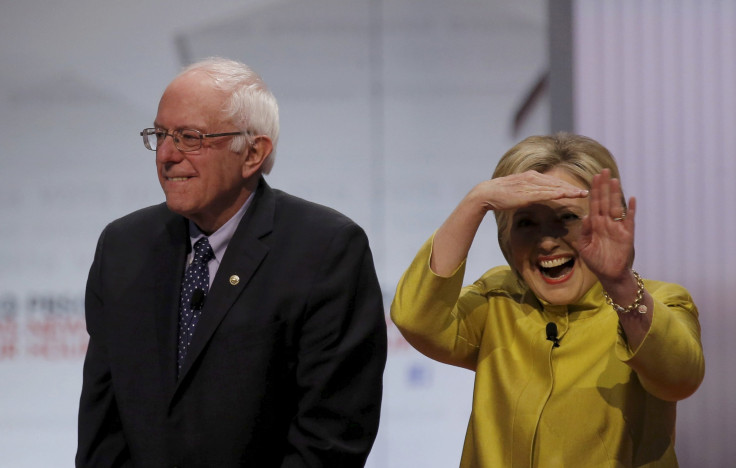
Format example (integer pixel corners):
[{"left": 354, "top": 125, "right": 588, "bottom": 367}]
[{"left": 391, "top": 133, "right": 704, "bottom": 467}]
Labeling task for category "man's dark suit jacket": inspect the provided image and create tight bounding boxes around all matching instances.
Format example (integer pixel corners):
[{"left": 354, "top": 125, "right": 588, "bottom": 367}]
[{"left": 76, "top": 178, "right": 387, "bottom": 467}]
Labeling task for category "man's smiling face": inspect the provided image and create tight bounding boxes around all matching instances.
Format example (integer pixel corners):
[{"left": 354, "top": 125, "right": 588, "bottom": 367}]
[{"left": 154, "top": 71, "right": 251, "bottom": 234}]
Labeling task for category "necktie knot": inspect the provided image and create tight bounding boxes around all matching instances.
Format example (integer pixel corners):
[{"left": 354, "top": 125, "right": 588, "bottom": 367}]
[{"left": 192, "top": 237, "right": 215, "bottom": 265}]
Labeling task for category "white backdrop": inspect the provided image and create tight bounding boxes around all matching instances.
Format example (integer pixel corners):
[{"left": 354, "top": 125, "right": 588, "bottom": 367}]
[
  {"left": 0, "top": 1, "right": 548, "bottom": 467},
  {"left": 573, "top": 1, "right": 736, "bottom": 466}
]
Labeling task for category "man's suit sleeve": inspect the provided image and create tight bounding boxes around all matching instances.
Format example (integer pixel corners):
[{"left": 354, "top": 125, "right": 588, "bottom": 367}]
[
  {"left": 76, "top": 227, "right": 132, "bottom": 467},
  {"left": 283, "top": 222, "right": 387, "bottom": 467}
]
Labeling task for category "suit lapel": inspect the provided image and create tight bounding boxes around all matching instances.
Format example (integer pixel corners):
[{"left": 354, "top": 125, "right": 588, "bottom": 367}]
[
  {"left": 153, "top": 211, "right": 190, "bottom": 394},
  {"left": 175, "top": 179, "right": 275, "bottom": 386}
]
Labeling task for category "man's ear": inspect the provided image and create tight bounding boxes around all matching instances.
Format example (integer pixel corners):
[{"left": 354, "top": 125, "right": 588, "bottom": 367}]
[{"left": 242, "top": 136, "right": 273, "bottom": 178}]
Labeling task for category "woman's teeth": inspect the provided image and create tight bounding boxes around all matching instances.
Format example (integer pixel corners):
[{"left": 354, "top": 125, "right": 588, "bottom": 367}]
[{"left": 539, "top": 257, "right": 572, "bottom": 268}]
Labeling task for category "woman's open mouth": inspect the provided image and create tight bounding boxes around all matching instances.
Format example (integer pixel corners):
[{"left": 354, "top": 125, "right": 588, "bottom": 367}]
[{"left": 538, "top": 256, "right": 575, "bottom": 284}]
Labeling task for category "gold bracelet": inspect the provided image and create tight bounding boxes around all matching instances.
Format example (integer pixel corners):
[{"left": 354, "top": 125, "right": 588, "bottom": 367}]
[{"left": 603, "top": 270, "right": 648, "bottom": 314}]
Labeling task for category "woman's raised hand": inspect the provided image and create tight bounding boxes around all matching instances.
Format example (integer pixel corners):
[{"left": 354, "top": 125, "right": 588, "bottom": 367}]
[
  {"left": 576, "top": 169, "right": 636, "bottom": 283},
  {"left": 430, "top": 170, "right": 588, "bottom": 276},
  {"left": 472, "top": 170, "right": 590, "bottom": 212}
]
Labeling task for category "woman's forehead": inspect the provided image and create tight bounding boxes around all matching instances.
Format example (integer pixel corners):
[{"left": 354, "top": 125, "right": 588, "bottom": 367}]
[{"left": 514, "top": 197, "right": 588, "bottom": 217}]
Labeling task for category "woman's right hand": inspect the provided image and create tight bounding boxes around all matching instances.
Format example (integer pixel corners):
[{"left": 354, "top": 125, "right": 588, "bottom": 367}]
[
  {"left": 430, "top": 171, "right": 589, "bottom": 276},
  {"left": 470, "top": 170, "right": 590, "bottom": 213}
]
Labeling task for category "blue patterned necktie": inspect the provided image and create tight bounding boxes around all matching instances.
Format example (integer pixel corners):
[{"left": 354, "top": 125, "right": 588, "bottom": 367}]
[{"left": 177, "top": 236, "right": 215, "bottom": 375}]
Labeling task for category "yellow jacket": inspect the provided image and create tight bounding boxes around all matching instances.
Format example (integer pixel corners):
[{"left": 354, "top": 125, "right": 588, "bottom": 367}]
[{"left": 391, "top": 236, "right": 704, "bottom": 467}]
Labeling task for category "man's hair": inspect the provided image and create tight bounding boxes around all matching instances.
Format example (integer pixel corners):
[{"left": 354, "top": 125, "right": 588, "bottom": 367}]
[
  {"left": 179, "top": 57, "right": 280, "bottom": 174},
  {"left": 491, "top": 132, "right": 623, "bottom": 266}
]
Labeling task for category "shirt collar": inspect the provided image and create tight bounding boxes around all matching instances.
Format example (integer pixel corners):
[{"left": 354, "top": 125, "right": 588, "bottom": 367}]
[
  {"left": 533, "top": 281, "right": 606, "bottom": 320},
  {"left": 188, "top": 192, "right": 255, "bottom": 262}
]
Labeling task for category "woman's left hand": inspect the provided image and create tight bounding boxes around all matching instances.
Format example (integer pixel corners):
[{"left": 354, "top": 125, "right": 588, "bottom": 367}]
[
  {"left": 578, "top": 169, "right": 654, "bottom": 348},
  {"left": 576, "top": 169, "right": 636, "bottom": 283}
]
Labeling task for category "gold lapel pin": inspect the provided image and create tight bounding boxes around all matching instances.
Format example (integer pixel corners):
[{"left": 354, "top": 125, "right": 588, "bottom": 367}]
[{"left": 229, "top": 275, "right": 240, "bottom": 286}]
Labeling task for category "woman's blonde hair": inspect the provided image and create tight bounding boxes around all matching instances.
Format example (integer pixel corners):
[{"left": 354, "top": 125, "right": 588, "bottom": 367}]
[{"left": 492, "top": 132, "right": 623, "bottom": 266}]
